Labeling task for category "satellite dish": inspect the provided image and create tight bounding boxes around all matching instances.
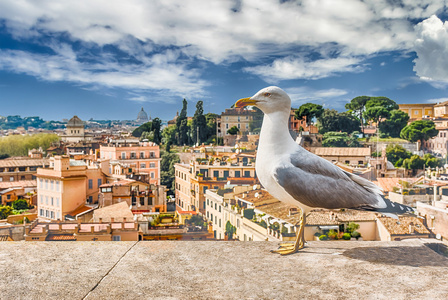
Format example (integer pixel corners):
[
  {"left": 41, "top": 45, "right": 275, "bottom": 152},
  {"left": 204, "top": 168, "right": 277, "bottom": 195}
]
[
  {"left": 253, "top": 185, "right": 257, "bottom": 190},
  {"left": 254, "top": 192, "right": 259, "bottom": 198},
  {"left": 436, "top": 233, "right": 442, "bottom": 240}
]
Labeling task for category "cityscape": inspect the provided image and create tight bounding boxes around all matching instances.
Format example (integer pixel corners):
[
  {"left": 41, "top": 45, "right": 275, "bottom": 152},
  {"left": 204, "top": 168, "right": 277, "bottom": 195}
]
[{"left": 2, "top": 1, "right": 448, "bottom": 299}]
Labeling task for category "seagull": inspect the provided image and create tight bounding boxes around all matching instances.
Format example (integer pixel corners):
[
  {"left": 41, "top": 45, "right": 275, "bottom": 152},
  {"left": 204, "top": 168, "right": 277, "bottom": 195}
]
[{"left": 235, "top": 86, "right": 415, "bottom": 255}]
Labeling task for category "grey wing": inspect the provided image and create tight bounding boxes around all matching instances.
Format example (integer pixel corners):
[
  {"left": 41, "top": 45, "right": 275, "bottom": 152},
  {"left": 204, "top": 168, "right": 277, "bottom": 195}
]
[{"left": 274, "top": 150, "right": 386, "bottom": 209}]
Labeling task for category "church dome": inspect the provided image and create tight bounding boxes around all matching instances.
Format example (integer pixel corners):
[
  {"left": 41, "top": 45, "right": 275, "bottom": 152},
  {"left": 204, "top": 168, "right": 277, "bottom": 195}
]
[
  {"left": 137, "top": 107, "right": 149, "bottom": 123},
  {"left": 67, "top": 115, "right": 84, "bottom": 128}
]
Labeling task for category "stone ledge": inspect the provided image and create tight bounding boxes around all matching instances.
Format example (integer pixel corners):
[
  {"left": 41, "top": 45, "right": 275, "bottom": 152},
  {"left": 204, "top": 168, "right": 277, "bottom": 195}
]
[{"left": 1, "top": 240, "right": 448, "bottom": 299}]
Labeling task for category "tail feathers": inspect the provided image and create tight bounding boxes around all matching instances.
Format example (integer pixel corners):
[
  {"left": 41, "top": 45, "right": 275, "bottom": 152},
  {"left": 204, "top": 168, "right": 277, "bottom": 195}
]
[{"left": 353, "top": 196, "right": 417, "bottom": 218}]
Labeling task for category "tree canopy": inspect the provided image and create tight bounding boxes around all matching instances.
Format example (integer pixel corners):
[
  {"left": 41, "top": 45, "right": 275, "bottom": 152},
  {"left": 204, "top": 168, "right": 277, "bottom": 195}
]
[
  {"left": 385, "top": 144, "right": 412, "bottom": 166},
  {"left": 378, "top": 110, "right": 410, "bottom": 138},
  {"left": 317, "top": 109, "right": 360, "bottom": 134},
  {"left": 192, "top": 101, "right": 207, "bottom": 145},
  {"left": 321, "top": 131, "right": 360, "bottom": 147},
  {"left": 400, "top": 120, "right": 438, "bottom": 149},
  {"left": 0, "top": 133, "right": 60, "bottom": 157},
  {"left": 295, "top": 103, "right": 323, "bottom": 127},
  {"left": 227, "top": 126, "right": 239, "bottom": 135},
  {"left": 363, "top": 96, "right": 398, "bottom": 126},
  {"left": 345, "top": 96, "right": 369, "bottom": 130}
]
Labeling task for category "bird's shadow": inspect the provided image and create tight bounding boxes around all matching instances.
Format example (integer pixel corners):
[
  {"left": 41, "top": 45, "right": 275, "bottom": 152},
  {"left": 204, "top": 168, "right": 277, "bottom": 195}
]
[{"left": 341, "top": 244, "right": 448, "bottom": 267}]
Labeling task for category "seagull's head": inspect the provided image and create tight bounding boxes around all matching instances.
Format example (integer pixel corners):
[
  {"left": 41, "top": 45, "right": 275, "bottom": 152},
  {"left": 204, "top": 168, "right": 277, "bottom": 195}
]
[{"left": 235, "top": 86, "right": 291, "bottom": 114}]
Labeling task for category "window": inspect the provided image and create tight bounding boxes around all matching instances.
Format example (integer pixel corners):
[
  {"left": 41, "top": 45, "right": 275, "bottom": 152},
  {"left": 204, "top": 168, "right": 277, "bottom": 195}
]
[
  {"left": 244, "top": 171, "right": 250, "bottom": 177},
  {"left": 98, "top": 179, "right": 102, "bottom": 188},
  {"left": 121, "top": 152, "right": 126, "bottom": 159},
  {"left": 207, "top": 211, "right": 209, "bottom": 218},
  {"left": 219, "top": 219, "right": 221, "bottom": 227},
  {"left": 50, "top": 211, "right": 54, "bottom": 219},
  {"left": 131, "top": 152, "right": 136, "bottom": 159},
  {"left": 358, "top": 161, "right": 363, "bottom": 165},
  {"left": 211, "top": 214, "right": 213, "bottom": 222},
  {"left": 46, "top": 196, "right": 48, "bottom": 204},
  {"left": 150, "top": 172, "right": 155, "bottom": 178},
  {"left": 203, "top": 186, "right": 208, "bottom": 193},
  {"left": 150, "top": 163, "right": 156, "bottom": 168},
  {"left": 235, "top": 171, "right": 240, "bottom": 177},
  {"left": 0, "top": 177, "right": 2, "bottom": 182},
  {"left": 88, "top": 179, "right": 93, "bottom": 189},
  {"left": 40, "top": 209, "right": 44, "bottom": 216},
  {"left": 6, "top": 194, "right": 11, "bottom": 200},
  {"left": 112, "top": 236, "right": 121, "bottom": 241},
  {"left": 39, "top": 179, "right": 43, "bottom": 188},
  {"left": 40, "top": 195, "right": 43, "bottom": 204},
  {"left": 51, "top": 197, "right": 54, "bottom": 206},
  {"left": 140, "top": 152, "right": 145, "bottom": 158},
  {"left": 414, "top": 110, "right": 418, "bottom": 115},
  {"left": 56, "top": 198, "right": 60, "bottom": 207},
  {"left": 150, "top": 152, "right": 155, "bottom": 158},
  {"left": 215, "top": 203, "right": 217, "bottom": 210},
  {"left": 148, "top": 197, "right": 153, "bottom": 206},
  {"left": 45, "top": 210, "right": 49, "bottom": 218},
  {"left": 141, "top": 163, "right": 146, "bottom": 169},
  {"left": 9, "top": 177, "right": 13, "bottom": 182},
  {"left": 213, "top": 170, "right": 219, "bottom": 178},
  {"left": 56, "top": 180, "right": 60, "bottom": 191},
  {"left": 140, "top": 197, "right": 145, "bottom": 205},
  {"left": 219, "top": 206, "right": 221, "bottom": 212},
  {"left": 45, "top": 179, "right": 48, "bottom": 189},
  {"left": 207, "top": 199, "right": 209, "bottom": 205},
  {"left": 345, "top": 160, "right": 350, "bottom": 164},
  {"left": 226, "top": 123, "right": 228, "bottom": 129},
  {"left": 50, "top": 180, "right": 54, "bottom": 190}
]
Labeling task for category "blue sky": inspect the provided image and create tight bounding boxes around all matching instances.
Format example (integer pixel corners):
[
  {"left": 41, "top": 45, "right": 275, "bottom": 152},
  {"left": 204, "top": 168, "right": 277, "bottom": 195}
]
[{"left": 0, "top": 0, "right": 448, "bottom": 122}]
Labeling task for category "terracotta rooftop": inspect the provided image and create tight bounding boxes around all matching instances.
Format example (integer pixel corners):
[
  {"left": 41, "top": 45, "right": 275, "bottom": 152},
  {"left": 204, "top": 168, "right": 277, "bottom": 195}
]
[
  {"left": 93, "top": 201, "right": 134, "bottom": 222},
  {"left": 0, "top": 158, "right": 49, "bottom": 168},
  {"left": 100, "top": 179, "right": 134, "bottom": 188},
  {"left": 306, "top": 210, "right": 378, "bottom": 226},
  {"left": 0, "top": 180, "right": 36, "bottom": 190},
  {"left": 373, "top": 177, "right": 422, "bottom": 193},
  {"left": 309, "top": 147, "right": 371, "bottom": 157},
  {"left": 378, "top": 216, "right": 431, "bottom": 235},
  {"left": 67, "top": 205, "right": 95, "bottom": 217}
]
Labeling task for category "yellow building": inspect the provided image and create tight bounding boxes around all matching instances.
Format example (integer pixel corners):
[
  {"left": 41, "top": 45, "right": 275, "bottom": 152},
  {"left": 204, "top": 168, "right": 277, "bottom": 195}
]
[{"left": 398, "top": 103, "right": 435, "bottom": 120}]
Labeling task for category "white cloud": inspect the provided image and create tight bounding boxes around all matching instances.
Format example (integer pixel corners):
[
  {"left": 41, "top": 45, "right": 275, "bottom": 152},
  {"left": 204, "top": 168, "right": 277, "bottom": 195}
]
[
  {"left": 285, "top": 86, "right": 348, "bottom": 107},
  {"left": 426, "top": 97, "right": 448, "bottom": 103},
  {"left": 414, "top": 15, "right": 448, "bottom": 85},
  {"left": 245, "top": 56, "right": 365, "bottom": 82},
  {"left": 0, "top": 0, "right": 446, "bottom": 85},
  {"left": 0, "top": 47, "right": 209, "bottom": 100}
]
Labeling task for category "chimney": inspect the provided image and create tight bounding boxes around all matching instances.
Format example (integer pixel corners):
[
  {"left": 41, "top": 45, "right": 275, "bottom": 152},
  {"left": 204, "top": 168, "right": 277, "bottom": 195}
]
[
  {"left": 409, "top": 222, "right": 414, "bottom": 234},
  {"left": 99, "top": 218, "right": 103, "bottom": 223},
  {"left": 111, "top": 217, "right": 115, "bottom": 223}
]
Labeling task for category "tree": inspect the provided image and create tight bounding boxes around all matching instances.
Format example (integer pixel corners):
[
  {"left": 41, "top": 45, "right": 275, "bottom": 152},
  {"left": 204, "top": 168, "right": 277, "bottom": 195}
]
[
  {"left": 12, "top": 199, "right": 29, "bottom": 210},
  {"left": 249, "top": 107, "right": 264, "bottom": 133},
  {"left": 160, "top": 150, "right": 180, "bottom": 194},
  {"left": 385, "top": 144, "right": 412, "bottom": 166},
  {"left": 152, "top": 118, "right": 162, "bottom": 145},
  {"left": 176, "top": 99, "right": 189, "bottom": 145},
  {"left": 317, "top": 109, "right": 360, "bottom": 134},
  {"left": 225, "top": 221, "right": 237, "bottom": 240},
  {"left": 0, "top": 205, "right": 13, "bottom": 219},
  {"left": 322, "top": 132, "right": 360, "bottom": 147},
  {"left": 378, "top": 110, "right": 410, "bottom": 138},
  {"left": 345, "top": 96, "right": 370, "bottom": 131},
  {"left": 192, "top": 101, "right": 207, "bottom": 145},
  {"left": 227, "top": 126, "right": 239, "bottom": 135},
  {"left": 132, "top": 122, "right": 152, "bottom": 138},
  {"left": 140, "top": 131, "right": 154, "bottom": 142},
  {"left": 400, "top": 120, "right": 438, "bottom": 150},
  {"left": 0, "top": 133, "right": 59, "bottom": 157},
  {"left": 161, "top": 125, "right": 177, "bottom": 151},
  {"left": 402, "top": 155, "right": 426, "bottom": 170},
  {"left": 205, "top": 113, "right": 219, "bottom": 144},
  {"left": 423, "top": 153, "right": 444, "bottom": 168},
  {"left": 363, "top": 97, "right": 398, "bottom": 127},
  {"left": 295, "top": 103, "right": 323, "bottom": 127}
]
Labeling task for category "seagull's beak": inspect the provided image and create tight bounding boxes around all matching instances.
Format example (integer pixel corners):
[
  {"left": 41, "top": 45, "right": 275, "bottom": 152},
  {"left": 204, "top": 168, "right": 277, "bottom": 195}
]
[{"left": 235, "top": 97, "right": 257, "bottom": 108}]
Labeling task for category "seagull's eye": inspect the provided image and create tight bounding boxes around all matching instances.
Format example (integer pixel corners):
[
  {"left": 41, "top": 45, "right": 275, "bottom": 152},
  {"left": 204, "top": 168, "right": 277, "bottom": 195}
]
[{"left": 264, "top": 92, "right": 271, "bottom": 97}]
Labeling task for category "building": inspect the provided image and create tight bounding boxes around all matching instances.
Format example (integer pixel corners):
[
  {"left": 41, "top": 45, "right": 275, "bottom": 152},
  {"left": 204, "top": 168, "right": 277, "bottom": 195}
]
[
  {"left": 174, "top": 156, "right": 258, "bottom": 213},
  {"left": 99, "top": 179, "right": 166, "bottom": 213},
  {"left": 398, "top": 103, "right": 435, "bottom": 121},
  {"left": 288, "top": 111, "right": 318, "bottom": 134},
  {"left": 417, "top": 201, "right": 448, "bottom": 240},
  {"left": 220, "top": 108, "right": 256, "bottom": 146},
  {"left": 36, "top": 156, "right": 107, "bottom": 221},
  {"left": 100, "top": 140, "right": 160, "bottom": 185},
  {"left": 376, "top": 216, "right": 431, "bottom": 241},
  {"left": 136, "top": 107, "right": 149, "bottom": 124},
  {"left": 0, "top": 157, "right": 49, "bottom": 182},
  {"left": 424, "top": 128, "right": 448, "bottom": 156},
  {"left": 309, "top": 147, "right": 371, "bottom": 166},
  {"left": 64, "top": 115, "right": 86, "bottom": 143},
  {"left": 24, "top": 218, "right": 139, "bottom": 241}
]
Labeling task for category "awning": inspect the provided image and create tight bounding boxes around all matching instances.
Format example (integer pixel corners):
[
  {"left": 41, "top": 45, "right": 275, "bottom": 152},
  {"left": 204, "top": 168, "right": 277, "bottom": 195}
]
[{"left": 319, "top": 225, "right": 339, "bottom": 230}]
